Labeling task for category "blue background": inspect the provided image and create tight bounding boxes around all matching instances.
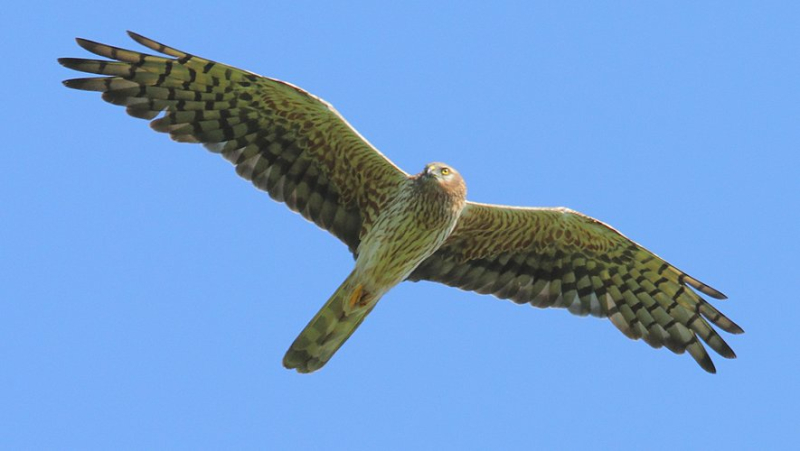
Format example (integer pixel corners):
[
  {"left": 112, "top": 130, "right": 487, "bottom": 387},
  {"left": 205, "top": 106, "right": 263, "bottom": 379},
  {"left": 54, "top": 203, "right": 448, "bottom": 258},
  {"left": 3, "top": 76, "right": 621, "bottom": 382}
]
[{"left": 3, "top": 1, "right": 798, "bottom": 449}]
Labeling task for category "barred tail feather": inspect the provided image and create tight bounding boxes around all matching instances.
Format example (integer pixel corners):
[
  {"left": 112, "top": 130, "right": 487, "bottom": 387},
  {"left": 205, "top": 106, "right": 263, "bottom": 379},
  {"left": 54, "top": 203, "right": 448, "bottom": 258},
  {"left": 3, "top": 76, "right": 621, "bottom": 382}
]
[{"left": 283, "top": 271, "right": 377, "bottom": 373}]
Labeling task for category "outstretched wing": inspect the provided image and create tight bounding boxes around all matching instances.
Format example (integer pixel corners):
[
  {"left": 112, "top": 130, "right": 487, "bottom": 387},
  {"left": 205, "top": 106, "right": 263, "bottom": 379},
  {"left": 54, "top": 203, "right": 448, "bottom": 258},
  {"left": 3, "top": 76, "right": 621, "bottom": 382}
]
[
  {"left": 408, "top": 201, "right": 743, "bottom": 373},
  {"left": 60, "top": 32, "right": 408, "bottom": 255}
]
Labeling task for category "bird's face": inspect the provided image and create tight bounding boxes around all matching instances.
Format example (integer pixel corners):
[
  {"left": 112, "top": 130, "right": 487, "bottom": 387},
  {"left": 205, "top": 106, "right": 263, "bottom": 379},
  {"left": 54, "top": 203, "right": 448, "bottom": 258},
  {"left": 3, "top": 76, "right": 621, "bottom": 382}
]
[
  {"left": 420, "top": 162, "right": 467, "bottom": 199},
  {"left": 422, "top": 162, "right": 458, "bottom": 182}
]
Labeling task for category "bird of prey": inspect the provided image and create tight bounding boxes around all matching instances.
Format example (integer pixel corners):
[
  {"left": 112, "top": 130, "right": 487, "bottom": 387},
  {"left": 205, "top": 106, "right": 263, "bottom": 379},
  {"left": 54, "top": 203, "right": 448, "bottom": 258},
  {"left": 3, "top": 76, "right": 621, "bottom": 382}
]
[{"left": 60, "top": 32, "right": 742, "bottom": 374}]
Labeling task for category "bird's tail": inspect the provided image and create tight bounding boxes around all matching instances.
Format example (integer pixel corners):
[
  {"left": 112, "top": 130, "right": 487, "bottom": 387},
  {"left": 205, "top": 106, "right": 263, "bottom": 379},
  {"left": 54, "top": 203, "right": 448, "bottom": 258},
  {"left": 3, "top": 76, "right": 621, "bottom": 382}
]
[{"left": 283, "top": 270, "right": 379, "bottom": 373}]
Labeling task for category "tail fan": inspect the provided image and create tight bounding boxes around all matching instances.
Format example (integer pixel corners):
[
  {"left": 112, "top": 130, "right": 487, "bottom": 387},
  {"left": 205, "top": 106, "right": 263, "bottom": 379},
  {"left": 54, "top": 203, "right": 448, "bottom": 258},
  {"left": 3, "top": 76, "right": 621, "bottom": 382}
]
[{"left": 283, "top": 271, "right": 378, "bottom": 373}]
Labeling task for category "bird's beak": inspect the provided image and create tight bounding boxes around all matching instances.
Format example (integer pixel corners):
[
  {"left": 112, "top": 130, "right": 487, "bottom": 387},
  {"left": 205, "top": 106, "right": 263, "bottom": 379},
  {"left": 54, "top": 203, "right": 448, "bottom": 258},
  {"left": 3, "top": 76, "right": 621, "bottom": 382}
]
[{"left": 424, "top": 165, "right": 434, "bottom": 177}]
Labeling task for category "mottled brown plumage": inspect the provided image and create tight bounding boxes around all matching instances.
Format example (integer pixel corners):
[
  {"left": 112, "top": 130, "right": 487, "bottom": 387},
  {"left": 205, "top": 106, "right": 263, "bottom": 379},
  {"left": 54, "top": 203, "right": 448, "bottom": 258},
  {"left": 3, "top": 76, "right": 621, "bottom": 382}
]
[
  {"left": 409, "top": 204, "right": 740, "bottom": 372},
  {"left": 284, "top": 163, "right": 466, "bottom": 372},
  {"left": 60, "top": 32, "right": 742, "bottom": 373}
]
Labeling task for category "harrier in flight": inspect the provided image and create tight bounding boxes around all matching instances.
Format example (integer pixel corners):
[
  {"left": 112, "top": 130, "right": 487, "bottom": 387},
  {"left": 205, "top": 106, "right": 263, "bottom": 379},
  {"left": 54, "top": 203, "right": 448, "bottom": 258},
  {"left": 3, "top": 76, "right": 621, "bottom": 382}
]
[{"left": 60, "top": 32, "right": 742, "bottom": 373}]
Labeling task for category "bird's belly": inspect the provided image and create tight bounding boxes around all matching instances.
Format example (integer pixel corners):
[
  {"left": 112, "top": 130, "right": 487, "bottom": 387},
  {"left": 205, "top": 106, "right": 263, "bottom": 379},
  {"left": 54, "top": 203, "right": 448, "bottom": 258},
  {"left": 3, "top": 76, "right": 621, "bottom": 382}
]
[{"left": 355, "top": 226, "right": 451, "bottom": 292}]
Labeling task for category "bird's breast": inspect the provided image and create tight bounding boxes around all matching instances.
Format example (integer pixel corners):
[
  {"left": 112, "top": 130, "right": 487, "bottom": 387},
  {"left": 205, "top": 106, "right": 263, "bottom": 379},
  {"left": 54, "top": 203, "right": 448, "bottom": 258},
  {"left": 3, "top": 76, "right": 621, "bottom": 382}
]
[{"left": 355, "top": 190, "right": 462, "bottom": 291}]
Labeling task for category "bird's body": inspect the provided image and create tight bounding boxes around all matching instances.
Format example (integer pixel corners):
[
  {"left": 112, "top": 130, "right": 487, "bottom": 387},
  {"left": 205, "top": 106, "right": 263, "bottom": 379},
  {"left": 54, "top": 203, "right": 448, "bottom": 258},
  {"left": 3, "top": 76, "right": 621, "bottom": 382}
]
[
  {"left": 284, "top": 164, "right": 467, "bottom": 371},
  {"left": 60, "top": 32, "right": 743, "bottom": 374},
  {"left": 356, "top": 165, "right": 467, "bottom": 290}
]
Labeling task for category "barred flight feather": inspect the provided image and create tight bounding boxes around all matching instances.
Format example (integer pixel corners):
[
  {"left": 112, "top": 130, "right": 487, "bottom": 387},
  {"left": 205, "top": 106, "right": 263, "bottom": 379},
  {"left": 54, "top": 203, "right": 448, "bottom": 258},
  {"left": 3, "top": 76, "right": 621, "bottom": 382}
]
[
  {"left": 409, "top": 202, "right": 742, "bottom": 373},
  {"left": 60, "top": 31, "right": 408, "bottom": 256}
]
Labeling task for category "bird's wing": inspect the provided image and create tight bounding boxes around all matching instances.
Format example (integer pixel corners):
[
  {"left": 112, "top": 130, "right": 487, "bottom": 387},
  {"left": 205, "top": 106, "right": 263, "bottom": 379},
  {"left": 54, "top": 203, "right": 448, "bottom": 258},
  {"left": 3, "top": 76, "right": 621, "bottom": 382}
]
[
  {"left": 60, "top": 32, "right": 408, "bottom": 255},
  {"left": 408, "top": 201, "right": 743, "bottom": 373}
]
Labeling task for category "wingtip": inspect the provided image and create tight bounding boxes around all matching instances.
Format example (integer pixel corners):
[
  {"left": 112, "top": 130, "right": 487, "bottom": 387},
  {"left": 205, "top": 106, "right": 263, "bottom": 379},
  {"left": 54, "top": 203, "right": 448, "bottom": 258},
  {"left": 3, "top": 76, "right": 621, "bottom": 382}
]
[
  {"left": 74, "top": 37, "right": 96, "bottom": 51},
  {"left": 58, "top": 57, "right": 88, "bottom": 71},
  {"left": 716, "top": 340, "right": 738, "bottom": 360},
  {"left": 126, "top": 30, "right": 145, "bottom": 42},
  {"left": 700, "top": 357, "right": 717, "bottom": 374},
  {"left": 703, "top": 285, "right": 727, "bottom": 300},
  {"left": 682, "top": 274, "right": 727, "bottom": 300}
]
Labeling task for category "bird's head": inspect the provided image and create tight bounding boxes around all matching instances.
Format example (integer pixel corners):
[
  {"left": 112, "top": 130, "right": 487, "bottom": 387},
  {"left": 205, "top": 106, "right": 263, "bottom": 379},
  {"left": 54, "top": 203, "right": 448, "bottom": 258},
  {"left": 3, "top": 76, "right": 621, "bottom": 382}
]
[{"left": 418, "top": 162, "right": 466, "bottom": 199}]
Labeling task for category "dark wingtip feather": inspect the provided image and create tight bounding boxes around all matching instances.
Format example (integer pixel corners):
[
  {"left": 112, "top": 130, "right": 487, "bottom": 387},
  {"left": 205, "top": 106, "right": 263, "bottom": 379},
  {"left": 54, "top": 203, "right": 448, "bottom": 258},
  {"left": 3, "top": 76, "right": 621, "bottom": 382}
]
[
  {"left": 62, "top": 78, "right": 87, "bottom": 89},
  {"left": 684, "top": 274, "right": 727, "bottom": 300},
  {"left": 127, "top": 30, "right": 159, "bottom": 48},
  {"left": 127, "top": 31, "right": 155, "bottom": 50},
  {"left": 75, "top": 37, "right": 99, "bottom": 52},
  {"left": 699, "top": 284, "right": 727, "bottom": 300},
  {"left": 699, "top": 355, "right": 717, "bottom": 374},
  {"left": 126, "top": 30, "right": 188, "bottom": 58},
  {"left": 716, "top": 339, "right": 737, "bottom": 359}
]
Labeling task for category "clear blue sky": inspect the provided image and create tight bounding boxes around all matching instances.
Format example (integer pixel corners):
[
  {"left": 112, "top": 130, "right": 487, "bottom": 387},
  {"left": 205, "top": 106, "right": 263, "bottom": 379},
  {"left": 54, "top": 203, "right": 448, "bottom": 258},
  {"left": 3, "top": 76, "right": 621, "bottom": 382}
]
[{"left": 3, "top": 1, "right": 798, "bottom": 450}]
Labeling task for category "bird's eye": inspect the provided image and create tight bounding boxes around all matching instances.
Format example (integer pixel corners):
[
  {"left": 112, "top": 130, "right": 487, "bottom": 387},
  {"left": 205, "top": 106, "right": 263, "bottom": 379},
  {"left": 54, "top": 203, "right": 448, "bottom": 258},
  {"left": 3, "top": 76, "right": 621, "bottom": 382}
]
[{"left": 440, "top": 168, "right": 451, "bottom": 176}]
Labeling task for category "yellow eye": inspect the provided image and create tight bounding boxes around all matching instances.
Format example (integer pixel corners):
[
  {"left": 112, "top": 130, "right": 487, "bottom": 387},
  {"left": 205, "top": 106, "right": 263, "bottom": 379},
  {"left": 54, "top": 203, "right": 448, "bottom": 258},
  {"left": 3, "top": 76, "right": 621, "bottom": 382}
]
[{"left": 440, "top": 168, "right": 450, "bottom": 176}]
